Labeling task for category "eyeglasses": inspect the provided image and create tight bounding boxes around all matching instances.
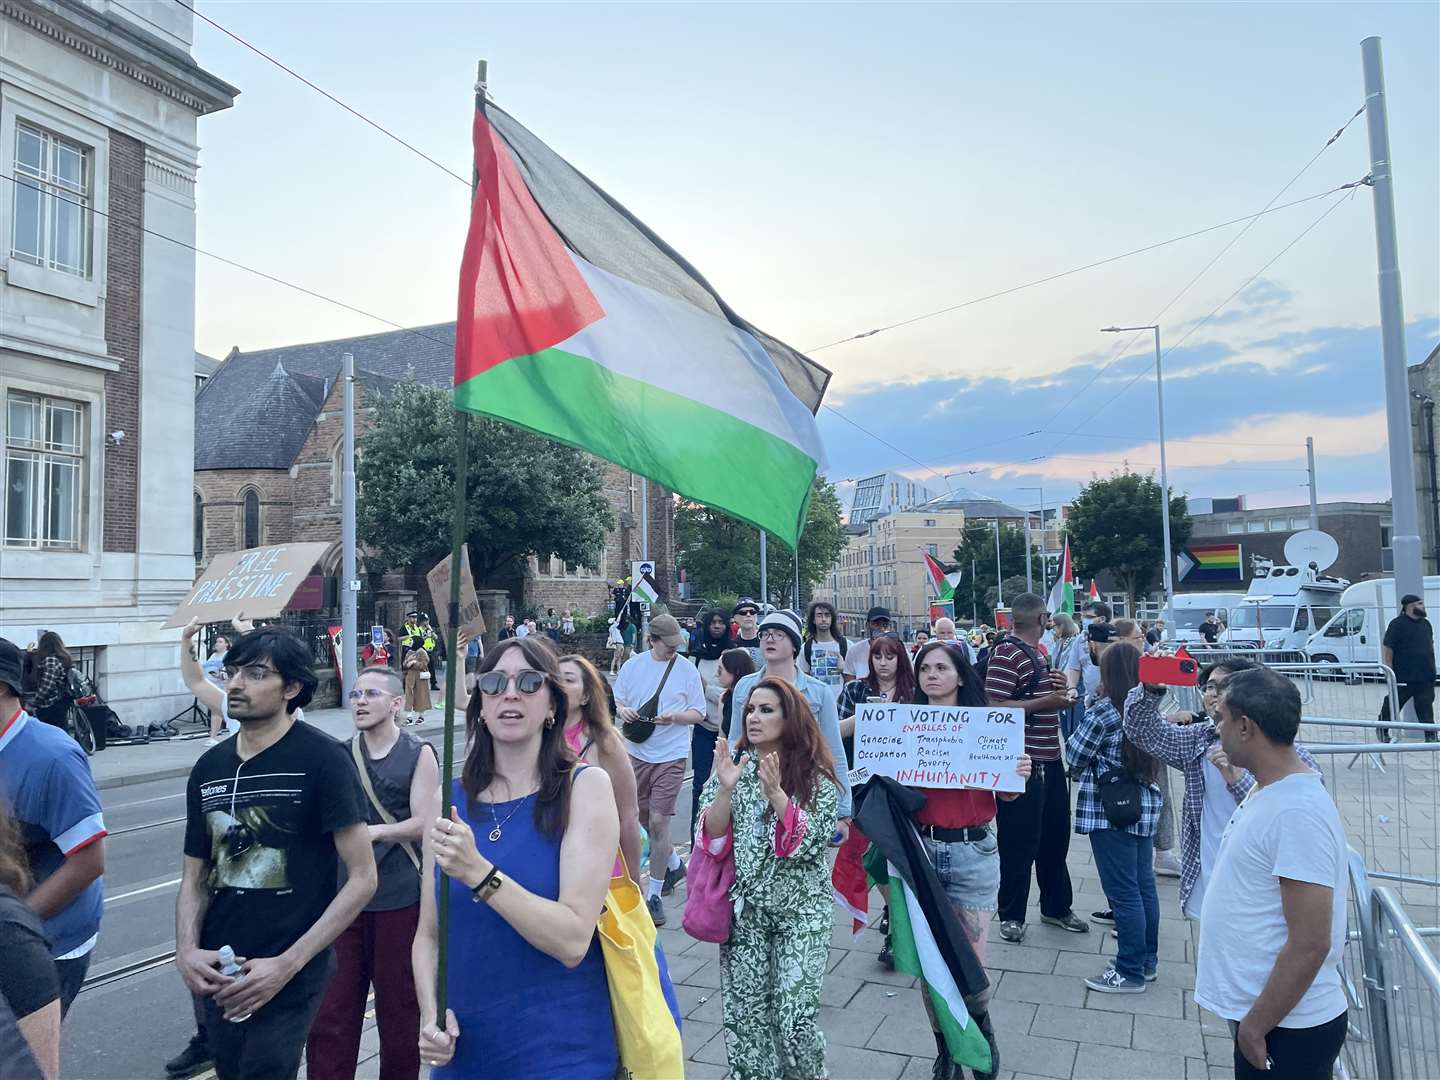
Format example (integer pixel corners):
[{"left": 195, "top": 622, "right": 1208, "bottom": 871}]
[
  {"left": 759, "top": 629, "right": 790, "bottom": 642},
  {"left": 347, "top": 687, "right": 394, "bottom": 701},
  {"left": 735, "top": 609, "right": 758, "bottom": 617},
  {"left": 223, "top": 663, "right": 279, "bottom": 683},
  {"left": 477, "top": 670, "right": 548, "bottom": 697}
]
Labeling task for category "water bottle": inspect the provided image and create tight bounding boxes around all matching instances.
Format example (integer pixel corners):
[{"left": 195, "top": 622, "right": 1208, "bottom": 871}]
[{"left": 217, "top": 945, "right": 251, "bottom": 1023}]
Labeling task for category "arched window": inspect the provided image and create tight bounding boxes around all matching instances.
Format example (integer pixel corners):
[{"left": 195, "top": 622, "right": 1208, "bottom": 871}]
[
  {"left": 242, "top": 490, "right": 261, "bottom": 548},
  {"left": 193, "top": 492, "right": 204, "bottom": 561}
]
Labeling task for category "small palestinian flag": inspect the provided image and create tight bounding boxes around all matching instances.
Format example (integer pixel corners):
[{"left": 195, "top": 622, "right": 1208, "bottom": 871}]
[
  {"left": 921, "top": 549, "right": 955, "bottom": 600},
  {"left": 454, "top": 99, "right": 829, "bottom": 546},
  {"left": 1046, "top": 539, "right": 1074, "bottom": 615}
]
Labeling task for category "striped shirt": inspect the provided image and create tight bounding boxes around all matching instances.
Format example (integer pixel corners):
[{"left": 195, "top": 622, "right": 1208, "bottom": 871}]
[{"left": 985, "top": 639, "right": 1062, "bottom": 761}]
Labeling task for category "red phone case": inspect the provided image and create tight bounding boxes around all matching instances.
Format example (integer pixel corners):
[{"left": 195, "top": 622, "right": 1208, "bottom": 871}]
[{"left": 1138, "top": 648, "right": 1201, "bottom": 687}]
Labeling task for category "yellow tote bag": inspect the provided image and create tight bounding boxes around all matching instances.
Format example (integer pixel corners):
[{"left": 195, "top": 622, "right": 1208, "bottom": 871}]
[{"left": 596, "top": 854, "right": 686, "bottom": 1079}]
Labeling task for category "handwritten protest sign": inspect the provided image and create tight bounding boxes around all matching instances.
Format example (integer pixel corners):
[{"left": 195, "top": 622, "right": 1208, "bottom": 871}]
[
  {"left": 426, "top": 543, "right": 486, "bottom": 645},
  {"left": 163, "top": 543, "right": 331, "bottom": 628},
  {"left": 853, "top": 702, "right": 1027, "bottom": 793}
]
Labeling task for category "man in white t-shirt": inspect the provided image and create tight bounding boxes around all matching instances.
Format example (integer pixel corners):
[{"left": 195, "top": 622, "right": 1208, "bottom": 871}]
[
  {"left": 841, "top": 606, "right": 892, "bottom": 681},
  {"left": 1194, "top": 667, "right": 1348, "bottom": 1079},
  {"left": 613, "top": 613, "right": 706, "bottom": 927}
]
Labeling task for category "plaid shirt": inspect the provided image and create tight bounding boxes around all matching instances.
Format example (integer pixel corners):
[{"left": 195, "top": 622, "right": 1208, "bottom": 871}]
[
  {"left": 1121, "top": 684, "right": 1320, "bottom": 913},
  {"left": 26, "top": 656, "right": 68, "bottom": 711},
  {"left": 1065, "top": 697, "right": 1162, "bottom": 837}
]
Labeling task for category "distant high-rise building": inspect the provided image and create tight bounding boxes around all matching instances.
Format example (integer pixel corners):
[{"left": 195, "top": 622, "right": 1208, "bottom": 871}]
[{"left": 848, "top": 472, "right": 936, "bottom": 526}]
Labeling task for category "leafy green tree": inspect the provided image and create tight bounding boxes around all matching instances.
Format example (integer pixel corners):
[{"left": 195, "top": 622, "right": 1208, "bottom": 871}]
[
  {"left": 1065, "top": 471, "right": 1192, "bottom": 607},
  {"left": 357, "top": 382, "right": 613, "bottom": 583},
  {"left": 675, "top": 476, "right": 847, "bottom": 607},
  {"left": 985, "top": 575, "right": 1031, "bottom": 615},
  {"left": 951, "top": 521, "right": 1042, "bottom": 622}
]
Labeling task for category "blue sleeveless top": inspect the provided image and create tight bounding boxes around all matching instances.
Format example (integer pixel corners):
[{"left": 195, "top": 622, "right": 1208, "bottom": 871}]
[{"left": 435, "top": 776, "right": 618, "bottom": 1079}]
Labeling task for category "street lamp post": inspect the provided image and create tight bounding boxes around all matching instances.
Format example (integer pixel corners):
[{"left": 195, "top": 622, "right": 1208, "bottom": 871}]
[
  {"left": 1102, "top": 325, "right": 1174, "bottom": 635},
  {"left": 1019, "top": 485, "right": 1046, "bottom": 594}
]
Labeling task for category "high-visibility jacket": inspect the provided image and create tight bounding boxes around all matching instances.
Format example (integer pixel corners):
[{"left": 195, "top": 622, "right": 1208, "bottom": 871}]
[
  {"left": 401, "top": 622, "right": 423, "bottom": 648},
  {"left": 422, "top": 629, "right": 438, "bottom": 652}
]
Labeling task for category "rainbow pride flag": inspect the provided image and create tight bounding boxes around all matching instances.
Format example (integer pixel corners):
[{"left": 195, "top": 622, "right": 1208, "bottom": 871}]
[{"left": 1179, "top": 543, "right": 1244, "bottom": 583}]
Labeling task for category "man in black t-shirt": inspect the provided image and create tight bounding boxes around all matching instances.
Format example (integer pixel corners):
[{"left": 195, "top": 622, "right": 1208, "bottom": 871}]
[
  {"left": 176, "top": 626, "right": 374, "bottom": 1080},
  {"left": 1379, "top": 594, "right": 1437, "bottom": 743},
  {"left": 1199, "top": 612, "right": 1221, "bottom": 644}
]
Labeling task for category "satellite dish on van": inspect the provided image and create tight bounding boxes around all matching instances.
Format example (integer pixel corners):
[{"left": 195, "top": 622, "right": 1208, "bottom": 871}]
[{"left": 1284, "top": 529, "right": 1339, "bottom": 572}]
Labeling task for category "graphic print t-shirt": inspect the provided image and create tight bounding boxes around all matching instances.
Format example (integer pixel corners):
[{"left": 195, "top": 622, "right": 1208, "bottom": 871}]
[{"left": 184, "top": 720, "right": 366, "bottom": 964}]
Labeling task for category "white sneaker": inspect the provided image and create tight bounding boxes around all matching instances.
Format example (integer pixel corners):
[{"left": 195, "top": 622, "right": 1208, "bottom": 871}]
[{"left": 1154, "top": 850, "right": 1182, "bottom": 878}]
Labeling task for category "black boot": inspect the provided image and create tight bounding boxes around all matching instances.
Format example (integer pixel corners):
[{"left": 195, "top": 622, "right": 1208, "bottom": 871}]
[
  {"left": 931, "top": 1030, "right": 956, "bottom": 1080},
  {"left": 968, "top": 1009, "right": 1000, "bottom": 1080},
  {"left": 878, "top": 903, "right": 895, "bottom": 970},
  {"left": 165, "top": 1033, "right": 212, "bottom": 1077}
]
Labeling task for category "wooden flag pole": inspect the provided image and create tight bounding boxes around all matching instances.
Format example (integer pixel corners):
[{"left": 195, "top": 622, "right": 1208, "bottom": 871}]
[{"left": 436, "top": 56, "right": 487, "bottom": 1027}]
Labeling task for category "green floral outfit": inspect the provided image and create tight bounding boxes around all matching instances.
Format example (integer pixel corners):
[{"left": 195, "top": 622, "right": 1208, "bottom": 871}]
[{"left": 698, "top": 760, "right": 840, "bottom": 1080}]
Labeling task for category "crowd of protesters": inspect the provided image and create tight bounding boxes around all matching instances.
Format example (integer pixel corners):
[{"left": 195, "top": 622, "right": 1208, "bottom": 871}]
[{"left": 0, "top": 577, "right": 1361, "bottom": 1080}]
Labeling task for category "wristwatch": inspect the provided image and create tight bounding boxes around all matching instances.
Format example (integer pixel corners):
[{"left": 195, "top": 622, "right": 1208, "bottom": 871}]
[{"left": 471, "top": 866, "right": 504, "bottom": 903}]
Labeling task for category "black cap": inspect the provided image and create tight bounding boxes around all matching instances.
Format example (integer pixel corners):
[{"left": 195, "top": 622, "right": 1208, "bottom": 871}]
[
  {"left": 866, "top": 606, "right": 892, "bottom": 624},
  {"left": 0, "top": 638, "right": 23, "bottom": 698},
  {"left": 1401, "top": 594, "right": 1423, "bottom": 607},
  {"left": 1087, "top": 622, "right": 1117, "bottom": 643},
  {"left": 733, "top": 598, "right": 759, "bottom": 616}
]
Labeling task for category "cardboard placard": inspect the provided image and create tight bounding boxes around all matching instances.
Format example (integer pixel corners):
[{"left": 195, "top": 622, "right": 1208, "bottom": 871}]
[
  {"left": 164, "top": 542, "right": 331, "bottom": 628},
  {"left": 426, "top": 543, "right": 486, "bottom": 645},
  {"left": 853, "top": 702, "right": 1027, "bottom": 793}
]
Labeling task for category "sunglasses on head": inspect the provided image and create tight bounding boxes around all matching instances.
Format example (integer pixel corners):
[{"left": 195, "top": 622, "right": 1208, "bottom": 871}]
[{"left": 477, "top": 669, "right": 548, "bottom": 697}]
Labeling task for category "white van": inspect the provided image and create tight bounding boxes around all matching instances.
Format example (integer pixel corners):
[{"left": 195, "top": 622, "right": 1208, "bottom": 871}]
[
  {"left": 1222, "top": 565, "right": 1348, "bottom": 651},
  {"left": 1305, "top": 577, "right": 1440, "bottom": 672},
  {"left": 1171, "top": 593, "right": 1245, "bottom": 644}
]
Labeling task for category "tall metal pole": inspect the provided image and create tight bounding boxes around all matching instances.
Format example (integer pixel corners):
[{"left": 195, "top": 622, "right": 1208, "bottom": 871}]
[
  {"left": 759, "top": 529, "right": 768, "bottom": 606},
  {"left": 1153, "top": 325, "right": 1175, "bottom": 633},
  {"left": 437, "top": 58, "right": 485, "bottom": 1026},
  {"left": 1023, "top": 513, "right": 1034, "bottom": 593},
  {"left": 340, "top": 352, "right": 357, "bottom": 702},
  {"left": 1306, "top": 436, "right": 1320, "bottom": 530},
  {"left": 997, "top": 521, "right": 1005, "bottom": 608},
  {"left": 971, "top": 558, "right": 977, "bottom": 624},
  {"left": 1362, "top": 36, "right": 1423, "bottom": 604},
  {"left": 1037, "top": 487, "right": 1047, "bottom": 593},
  {"left": 792, "top": 542, "right": 800, "bottom": 610}
]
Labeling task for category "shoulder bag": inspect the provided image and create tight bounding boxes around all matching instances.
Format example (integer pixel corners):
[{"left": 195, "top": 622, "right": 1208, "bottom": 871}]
[
  {"left": 350, "top": 736, "right": 422, "bottom": 871},
  {"left": 1095, "top": 765, "right": 1143, "bottom": 829},
  {"left": 622, "top": 656, "right": 678, "bottom": 744}
]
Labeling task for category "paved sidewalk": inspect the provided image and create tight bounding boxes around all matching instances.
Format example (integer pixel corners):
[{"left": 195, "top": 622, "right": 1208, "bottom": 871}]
[{"left": 656, "top": 839, "right": 1228, "bottom": 1080}]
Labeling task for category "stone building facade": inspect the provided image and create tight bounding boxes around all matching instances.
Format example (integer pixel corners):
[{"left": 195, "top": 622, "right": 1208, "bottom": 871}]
[
  {"left": 0, "top": 0, "right": 235, "bottom": 725},
  {"left": 1407, "top": 342, "right": 1440, "bottom": 573}
]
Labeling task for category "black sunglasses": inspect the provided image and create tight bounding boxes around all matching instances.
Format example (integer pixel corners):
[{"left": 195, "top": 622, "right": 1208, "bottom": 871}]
[{"left": 477, "top": 670, "right": 548, "bottom": 697}]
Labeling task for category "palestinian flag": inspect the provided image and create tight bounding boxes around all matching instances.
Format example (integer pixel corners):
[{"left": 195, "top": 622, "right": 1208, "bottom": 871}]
[
  {"left": 921, "top": 549, "right": 955, "bottom": 600},
  {"left": 1087, "top": 578, "right": 1101, "bottom": 603},
  {"left": 887, "top": 865, "right": 993, "bottom": 1072},
  {"left": 1046, "top": 539, "right": 1074, "bottom": 615},
  {"left": 454, "top": 99, "right": 829, "bottom": 546}
]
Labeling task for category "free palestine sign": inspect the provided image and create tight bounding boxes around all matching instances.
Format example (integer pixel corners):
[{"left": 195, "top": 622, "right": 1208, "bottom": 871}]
[
  {"left": 163, "top": 543, "right": 331, "bottom": 628},
  {"left": 853, "top": 702, "right": 1027, "bottom": 793}
]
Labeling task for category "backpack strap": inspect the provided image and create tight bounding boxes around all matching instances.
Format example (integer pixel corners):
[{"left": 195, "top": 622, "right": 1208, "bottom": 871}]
[{"left": 350, "top": 735, "right": 422, "bottom": 872}]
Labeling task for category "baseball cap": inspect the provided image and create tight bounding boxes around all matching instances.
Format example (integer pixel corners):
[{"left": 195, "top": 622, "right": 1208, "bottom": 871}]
[
  {"left": 866, "top": 606, "right": 892, "bottom": 624},
  {"left": 647, "top": 614, "right": 685, "bottom": 648},
  {"left": 757, "top": 609, "right": 803, "bottom": 653},
  {"left": 1401, "top": 593, "right": 1423, "bottom": 607},
  {"left": 0, "top": 638, "right": 23, "bottom": 698}
]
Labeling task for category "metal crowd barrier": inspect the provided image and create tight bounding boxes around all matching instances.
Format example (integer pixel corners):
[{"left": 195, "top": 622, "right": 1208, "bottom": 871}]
[{"left": 1343, "top": 847, "right": 1440, "bottom": 1080}]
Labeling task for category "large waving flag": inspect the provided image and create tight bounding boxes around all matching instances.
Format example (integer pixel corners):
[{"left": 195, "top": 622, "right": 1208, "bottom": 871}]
[
  {"left": 921, "top": 549, "right": 955, "bottom": 600},
  {"left": 454, "top": 100, "right": 830, "bottom": 545},
  {"left": 1046, "top": 539, "right": 1074, "bottom": 615}
]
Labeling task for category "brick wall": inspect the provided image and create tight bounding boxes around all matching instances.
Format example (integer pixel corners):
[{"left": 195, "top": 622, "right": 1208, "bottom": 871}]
[
  {"left": 291, "top": 376, "right": 375, "bottom": 545},
  {"left": 194, "top": 469, "right": 293, "bottom": 566},
  {"left": 102, "top": 130, "right": 144, "bottom": 552}
]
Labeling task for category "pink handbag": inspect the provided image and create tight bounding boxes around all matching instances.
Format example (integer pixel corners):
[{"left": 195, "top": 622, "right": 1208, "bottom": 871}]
[{"left": 682, "top": 816, "right": 736, "bottom": 943}]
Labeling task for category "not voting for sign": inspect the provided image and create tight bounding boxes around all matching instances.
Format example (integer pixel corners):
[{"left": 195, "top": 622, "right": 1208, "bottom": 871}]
[{"left": 852, "top": 702, "right": 1027, "bottom": 793}]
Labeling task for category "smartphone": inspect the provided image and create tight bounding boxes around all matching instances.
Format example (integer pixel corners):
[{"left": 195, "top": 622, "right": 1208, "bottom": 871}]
[{"left": 1138, "top": 651, "right": 1200, "bottom": 687}]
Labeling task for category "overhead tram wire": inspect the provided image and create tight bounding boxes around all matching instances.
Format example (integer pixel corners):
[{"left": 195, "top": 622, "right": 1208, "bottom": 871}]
[
  {"left": 169, "top": 5, "right": 1369, "bottom": 489},
  {"left": 1032, "top": 102, "right": 1369, "bottom": 435}
]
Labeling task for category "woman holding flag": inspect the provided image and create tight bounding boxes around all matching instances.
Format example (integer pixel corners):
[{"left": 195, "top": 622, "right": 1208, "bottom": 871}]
[
  {"left": 698, "top": 678, "right": 840, "bottom": 1080},
  {"left": 413, "top": 637, "right": 621, "bottom": 1077},
  {"left": 907, "top": 640, "right": 1032, "bottom": 1080}
]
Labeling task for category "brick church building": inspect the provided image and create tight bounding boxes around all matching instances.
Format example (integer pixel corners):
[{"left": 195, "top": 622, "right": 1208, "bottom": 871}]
[{"left": 192, "top": 322, "right": 677, "bottom": 627}]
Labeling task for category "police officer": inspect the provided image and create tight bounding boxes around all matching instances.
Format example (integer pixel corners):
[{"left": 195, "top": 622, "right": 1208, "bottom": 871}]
[{"left": 400, "top": 611, "right": 424, "bottom": 669}]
